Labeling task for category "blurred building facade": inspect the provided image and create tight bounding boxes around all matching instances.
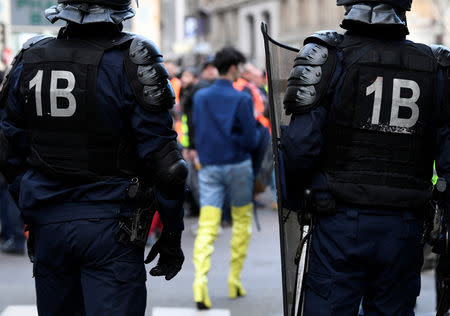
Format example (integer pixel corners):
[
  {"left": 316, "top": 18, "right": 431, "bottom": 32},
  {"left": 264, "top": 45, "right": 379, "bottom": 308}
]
[
  {"left": 180, "top": 0, "right": 344, "bottom": 68},
  {"left": 173, "top": 0, "right": 450, "bottom": 68},
  {"left": 1, "top": 0, "right": 161, "bottom": 66},
  {"left": 408, "top": 0, "right": 450, "bottom": 45}
]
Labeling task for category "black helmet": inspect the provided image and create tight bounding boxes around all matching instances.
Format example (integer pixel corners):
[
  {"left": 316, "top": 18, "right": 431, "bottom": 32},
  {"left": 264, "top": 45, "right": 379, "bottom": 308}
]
[
  {"left": 57, "top": 0, "right": 132, "bottom": 9},
  {"left": 46, "top": 0, "right": 136, "bottom": 24},
  {"left": 337, "top": 0, "right": 412, "bottom": 10}
]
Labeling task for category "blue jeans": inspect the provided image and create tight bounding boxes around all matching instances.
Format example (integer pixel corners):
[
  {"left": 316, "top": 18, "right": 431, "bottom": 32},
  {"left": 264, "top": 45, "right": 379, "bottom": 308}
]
[
  {"left": 303, "top": 208, "right": 423, "bottom": 316},
  {"left": 199, "top": 159, "right": 253, "bottom": 209}
]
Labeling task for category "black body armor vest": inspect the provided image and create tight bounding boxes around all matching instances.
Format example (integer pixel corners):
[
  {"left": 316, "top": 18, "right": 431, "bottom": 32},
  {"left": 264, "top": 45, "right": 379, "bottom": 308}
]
[
  {"left": 322, "top": 34, "right": 438, "bottom": 210},
  {"left": 20, "top": 33, "right": 140, "bottom": 183}
]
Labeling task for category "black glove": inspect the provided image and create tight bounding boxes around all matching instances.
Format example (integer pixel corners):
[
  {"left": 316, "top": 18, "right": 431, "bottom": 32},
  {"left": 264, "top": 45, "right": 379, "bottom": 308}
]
[{"left": 144, "top": 230, "right": 184, "bottom": 280}]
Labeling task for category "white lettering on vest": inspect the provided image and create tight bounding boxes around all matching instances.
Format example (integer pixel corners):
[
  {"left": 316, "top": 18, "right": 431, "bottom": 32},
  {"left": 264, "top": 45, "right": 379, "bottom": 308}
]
[
  {"left": 366, "top": 77, "right": 420, "bottom": 129},
  {"left": 29, "top": 70, "right": 77, "bottom": 117},
  {"left": 29, "top": 70, "right": 43, "bottom": 116},
  {"left": 390, "top": 79, "right": 420, "bottom": 128},
  {"left": 50, "top": 70, "right": 76, "bottom": 117},
  {"left": 366, "top": 76, "right": 383, "bottom": 125}
]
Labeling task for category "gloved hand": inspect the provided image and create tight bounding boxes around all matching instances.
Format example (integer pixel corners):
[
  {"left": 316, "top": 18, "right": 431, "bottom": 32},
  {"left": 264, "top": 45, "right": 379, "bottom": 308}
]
[{"left": 145, "top": 230, "right": 184, "bottom": 280}]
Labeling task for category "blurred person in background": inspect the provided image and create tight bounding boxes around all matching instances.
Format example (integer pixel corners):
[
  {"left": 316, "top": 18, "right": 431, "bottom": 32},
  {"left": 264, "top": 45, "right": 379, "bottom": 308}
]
[
  {"left": 251, "top": 66, "right": 268, "bottom": 106},
  {"left": 150, "top": 57, "right": 195, "bottom": 243},
  {"left": 244, "top": 66, "right": 276, "bottom": 209},
  {"left": 192, "top": 47, "right": 259, "bottom": 310},
  {"left": 179, "top": 66, "right": 199, "bottom": 150},
  {"left": 279, "top": 0, "right": 450, "bottom": 315},
  {"left": 164, "top": 60, "right": 181, "bottom": 110},
  {"left": 0, "top": 171, "right": 25, "bottom": 255},
  {"left": 181, "top": 58, "right": 218, "bottom": 217},
  {"left": 0, "top": 67, "right": 25, "bottom": 255},
  {"left": 0, "top": 1, "right": 187, "bottom": 315},
  {"left": 183, "top": 56, "right": 218, "bottom": 156},
  {"left": 177, "top": 66, "right": 200, "bottom": 217},
  {"left": 234, "top": 63, "right": 271, "bottom": 203},
  {"left": 234, "top": 63, "right": 270, "bottom": 129}
]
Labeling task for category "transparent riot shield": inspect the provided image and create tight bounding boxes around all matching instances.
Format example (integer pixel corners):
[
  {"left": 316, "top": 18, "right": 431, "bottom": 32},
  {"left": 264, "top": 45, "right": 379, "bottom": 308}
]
[{"left": 261, "top": 22, "right": 312, "bottom": 316}]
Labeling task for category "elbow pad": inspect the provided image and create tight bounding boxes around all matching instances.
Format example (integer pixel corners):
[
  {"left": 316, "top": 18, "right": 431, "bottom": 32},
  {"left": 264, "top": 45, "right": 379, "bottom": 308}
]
[
  {"left": 125, "top": 35, "right": 175, "bottom": 112},
  {"left": 152, "top": 141, "right": 188, "bottom": 199}
]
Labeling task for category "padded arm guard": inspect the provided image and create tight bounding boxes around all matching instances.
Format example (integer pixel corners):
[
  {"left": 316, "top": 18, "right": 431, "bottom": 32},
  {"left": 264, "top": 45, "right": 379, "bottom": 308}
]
[
  {"left": 432, "top": 44, "right": 450, "bottom": 125},
  {"left": 152, "top": 141, "right": 188, "bottom": 199},
  {"left": 125, "top": 35, "right": 175, "bottom": 112},
  {"left": 283, "top": 31, "right": 343, "bottom": 115},
  {"left": 432, "top": 44, "right": 450, "bottom": 68}
]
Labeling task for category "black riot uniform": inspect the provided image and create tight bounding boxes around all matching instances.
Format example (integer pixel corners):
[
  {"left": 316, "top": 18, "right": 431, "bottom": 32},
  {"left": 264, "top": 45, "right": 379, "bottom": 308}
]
[
  {"left": 281, "top": 0, "right": 450, "bottom": 314},
  {"left": 0, "top": 1, "right": 187, "bottom": 315}
]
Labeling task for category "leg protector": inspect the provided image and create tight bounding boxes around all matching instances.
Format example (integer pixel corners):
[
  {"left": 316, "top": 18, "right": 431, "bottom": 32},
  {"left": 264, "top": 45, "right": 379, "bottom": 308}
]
[
  {"left": 229, "top": 203, "right": 253, "bottom": 298},
  {"left": 193, "top": 206, "right": 222, "bottom": 309}
]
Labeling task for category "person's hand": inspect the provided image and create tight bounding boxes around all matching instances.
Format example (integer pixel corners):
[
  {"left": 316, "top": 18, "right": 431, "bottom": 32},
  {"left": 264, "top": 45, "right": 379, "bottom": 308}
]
[
  {"left": 188, "top": 149, "right": 197, "bottom": 161},
  {"left": 182, "top": 148, "right": 189, "bottom": 161},
  {"left": 144, "top": 230, "right": 184, "bottom": 280}
]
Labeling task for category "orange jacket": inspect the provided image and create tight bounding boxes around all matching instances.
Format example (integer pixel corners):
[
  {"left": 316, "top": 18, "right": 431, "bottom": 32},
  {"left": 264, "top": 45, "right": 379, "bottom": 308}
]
[
  {"left": 233, "top": 78, "right": 270, "bottom": 129},
  {"left": 170, "top": 77, "right": 181, "bottom": 106}
]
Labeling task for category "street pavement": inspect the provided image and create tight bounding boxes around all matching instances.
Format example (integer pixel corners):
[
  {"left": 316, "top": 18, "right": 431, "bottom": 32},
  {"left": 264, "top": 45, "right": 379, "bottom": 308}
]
[{"left": 0, "top": 191, "right": 438, "bottom": 316}]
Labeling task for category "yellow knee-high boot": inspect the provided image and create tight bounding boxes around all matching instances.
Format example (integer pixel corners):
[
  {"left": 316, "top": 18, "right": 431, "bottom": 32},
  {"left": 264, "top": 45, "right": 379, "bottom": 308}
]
[
  {"left": 193, "top": 206, "right": 222, "bottom": 309},
  {"left": 228, "top": 203, "right": 253, "bottom": 298}
]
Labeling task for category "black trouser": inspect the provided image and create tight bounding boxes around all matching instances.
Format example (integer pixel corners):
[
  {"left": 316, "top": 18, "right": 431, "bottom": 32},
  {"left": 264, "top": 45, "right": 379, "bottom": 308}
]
[{"left": 33, "top": 217, "right": 146, "bottom": 316}]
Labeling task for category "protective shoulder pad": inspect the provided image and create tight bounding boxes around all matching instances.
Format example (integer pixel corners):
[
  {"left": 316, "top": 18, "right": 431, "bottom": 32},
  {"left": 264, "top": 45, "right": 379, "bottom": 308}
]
[
  {"left": 10, "top": 34, "right": 53, "bottom": 78},
  {"left": 114, "top": 32, "right": 135, "bottom": 47},
  {"left": 431, "top": 44, "right": 450, "bottom": 67},
  {"left": 0, "top": 34, "right": 54, "bottom": 106},
  {"left": 303, "top": 30, "right": 344, "bottom": 48},
  {"left": 125, "top": 35, "right": 175, "bottom": 112},
  {"left": 283, "top": 39, "right": 339, "bottom": 115},
  {"left": 129, "top": 35, "right": 163, "bottom": 65},
  {"left": 22, "top": 34, "right": 54, "bottom": 50}
]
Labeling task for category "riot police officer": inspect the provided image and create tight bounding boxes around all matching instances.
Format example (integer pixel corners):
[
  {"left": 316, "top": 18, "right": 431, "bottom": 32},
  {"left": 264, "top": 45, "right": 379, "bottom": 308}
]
[
  {"left": 0, "top": 1, "right": 187, "bottom": 315},
  {"left": 281, "top": 0, "right": 450, "bottom": 314}
]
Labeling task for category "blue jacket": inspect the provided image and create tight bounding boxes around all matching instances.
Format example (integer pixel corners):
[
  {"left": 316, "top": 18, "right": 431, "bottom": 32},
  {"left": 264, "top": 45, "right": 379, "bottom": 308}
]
[
  {"left": 193, "top": 79, "right": 260, "bottom": 166},
  {"left": 0, "top": 35, "right": 184, "bottom": 230}
]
